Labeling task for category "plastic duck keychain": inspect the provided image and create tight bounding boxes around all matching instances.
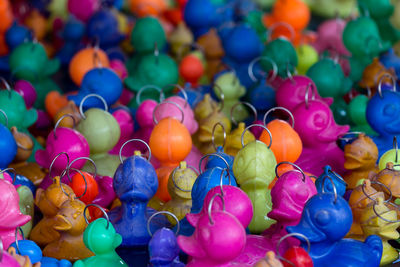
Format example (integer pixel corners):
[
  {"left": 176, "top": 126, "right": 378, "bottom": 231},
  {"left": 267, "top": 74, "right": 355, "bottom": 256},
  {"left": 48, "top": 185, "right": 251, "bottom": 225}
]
[
  {"left": 346, "top": 180, "right": 388, "bottom": 240},
  {"left": 0, "top": 109, "right": 17, "bottom": 169},
  {"left": 7, "top": 228, "right": 42, "bottom": 267},
  {"left": 76, "top": 94, "right": 121, "bottom": 177},
  {"left": 192, "top": 93, "right": 232, "bottom": 155},
  {"left": 287, "top": 178, "right": 383, "bottom": 267},
  {"left": 367, "top": 74, "right": 400, "bottom": 159},
  {"left": 147, "top": 211, "right": 184, "bottom": 267},
  {"left": 263, "top": 161, "right": 317, "bottom": 255},
  {"left": 274, "top": 233, "right": 313, "bottom": 267},
  {"left": 360, "top": 195, "right": 400, "bottom": 266},
  {"left": 379, "top": 136, "right": 400, "bottom": 170},
  {"left": 315, "top": 166, "right": 347, "bottom": 197},
  {"left": 108, "top": 140, "right": 168, "bottom": 267},
  {"left": 73, "top": 204, "right": 127, "bottom": 267},
  {"left": 150, "top": 102, "right": 192, "bottom": 203},
  {"left": 343, "top": 133, "right": 379, "bottom": 189},
  {"left": 42, "top": 170, "right": 94, "bottom": 261},
  {"left": 233, "top": 124, "right": 277, "bottom": 233},
  {"left": 373, "top": 162, "right": 400, "bottom": 202},
  {"left": 161, "top": 162, "right": 198, "bottom": 225},
  {"left": 259, "top": 107, "right": 302, "bottom": 177},
  {"left": 246, "top": 57, "right": 278, "bottom": 116}
]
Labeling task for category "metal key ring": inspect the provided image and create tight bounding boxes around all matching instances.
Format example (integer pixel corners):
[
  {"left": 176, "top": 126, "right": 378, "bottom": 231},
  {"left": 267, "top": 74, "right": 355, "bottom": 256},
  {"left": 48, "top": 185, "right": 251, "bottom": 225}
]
[
  {"left": 241, "top": 124, "right": 272, "bottom": 148},
  {"left": 219, "top": 167, "right": 232, "bottom": 196},
  {"left": 377, "top": 73, "right": 397, "bottom": 98},
  {"left": 0, "top": 168, "right": 17, "bottom": 184},
  {"left": 79, "top": 94, "right": 108, "bottom": 119},
  {"left": 63, "top": 168, "right": 88, "bottom": 199},
  {"left": 163, "top": 84, "right": 188, "bottom": 108},
  {"left": 362, "top": 180, "right": 393, "bottom": 203},
  {"left": 199, "top": 153, "right": 230, "bottom": 174},
  {"left": 0, "top": 109, "right": 8, "bottom": 127},
  {"left": 136, "top": 85, "right": 164, "bottom": 106},
  {"left": 337, "top": 131, "right": 363, "bottom": 142},
  {"left": 304, "top": 82, "right": 316, "bottom": 109},
  {"left": 153, "top": 100, "right": 185, "bottom": 125},
  {"left": 147, "top": 211, "right": 180, "bottom": 236},
  {"left": 211, "top": 122, "right": 227, "bottom": 151},
  {"left": 263, "top": 107, "right": 294, "bottom": 128},
  {"left": 171, "top": 163, "right": 199, "bottom": 192},
  {"left": 83, "top": 203, "right": 110, "bottom": 229},
  {"left": 372, "top": 199, "right": 400, "bottom": 223},
  {"left": 231, "top": 101, "right": 258, "bottom": 126},
  {"left": 276, "top": 233, "right": 310, "bottom": 267},
  {"left": 208, "top": 193, "right": 225, "bottom": 225},
  {"left": 53, "top": 114, "right": 76, "bottom": 139},
  {"left": 267, "top": 22, "right": 295, "bottom": 43},
  {"left": 119, "top": 139, "right": 151, "bottom": 163},
  {"left": 48, "top": 152, "right": 70, "bottom": 179},
  {"left": 67, "top": 157, "right": 97, "bottom": 182},
  {"left": 394, "top": 136, "right": 399, "bottom": 163},
  {"left": 275, "top": 161, "right": 306, "bottom": 182},
  {"left": 321, "top": 176, "right": 338, "bottom": 204},
  {"left": 248, "top": 56, "right": 278, "bottom": 83},
  {"left": 14, "top": 227, "right": 25, "bottom": 255}
]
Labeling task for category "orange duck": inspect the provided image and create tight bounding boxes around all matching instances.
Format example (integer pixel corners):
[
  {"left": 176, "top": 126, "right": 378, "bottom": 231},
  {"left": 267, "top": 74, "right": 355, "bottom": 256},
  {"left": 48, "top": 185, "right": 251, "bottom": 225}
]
[{"left": 263, "top": 0, "right": 315, "bottom": 46}]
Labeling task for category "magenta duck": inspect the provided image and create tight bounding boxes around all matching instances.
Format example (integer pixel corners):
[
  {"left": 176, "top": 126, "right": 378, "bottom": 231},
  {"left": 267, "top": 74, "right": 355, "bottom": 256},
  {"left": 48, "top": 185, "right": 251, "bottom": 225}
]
[
  {"left": 35, "top": 125, "right": 90, "bottom": 189},
  {"left": 0, "top": 179, "right": 31, "bottom": 249},
  {"left": 276, "top": 75, "right": 333, "bottom": 112},
  {"left": 132, "top": 99, "right": 157, "bottom": 155},
  {"left": 263, "top": 163, "right": 317, "bottom": 255},
  {"left": 186, "top": 185, "right": 274, "bottom": 266}
]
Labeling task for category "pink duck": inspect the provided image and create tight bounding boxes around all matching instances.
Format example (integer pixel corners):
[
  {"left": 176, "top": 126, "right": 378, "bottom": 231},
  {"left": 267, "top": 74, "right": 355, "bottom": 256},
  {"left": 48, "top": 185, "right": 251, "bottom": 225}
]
[
  {"left": 292, "top": 98, "right": 349, "bottom": 175},
  {"left": 263, "top": 164, "right": 317, "bottom": 255},
  {"left": 186, "top": 185, "right": 273, "bottom": 266},
  {"left": 276, "top": 75, "right": 333, "bottom": 112},
  {"left": 35, "top": 125, "right": 90, "bottom": 189},
  {"left": 0, "top": 179, "right": 31, "bottom": 249},
  {"left": 109, "top": 109, "right": 135, "bottom": 156}
]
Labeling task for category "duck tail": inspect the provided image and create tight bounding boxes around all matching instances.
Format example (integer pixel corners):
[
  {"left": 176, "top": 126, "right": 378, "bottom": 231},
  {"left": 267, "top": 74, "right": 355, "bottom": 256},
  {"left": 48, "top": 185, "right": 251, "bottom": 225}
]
[{"left": 364, "top": 235, "right": 383, "bottom": 265}]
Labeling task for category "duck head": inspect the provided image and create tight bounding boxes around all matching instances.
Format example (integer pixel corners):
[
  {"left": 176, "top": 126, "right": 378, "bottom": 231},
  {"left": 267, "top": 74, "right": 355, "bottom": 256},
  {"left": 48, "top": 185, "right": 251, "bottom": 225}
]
[
  {"left": 276, "top": 75, "right": 333, "bottom": 112},
  {"left": 268, "top": 170, "right": 317, "bottom": 225},
  {"left": 366, "top": 90, "right": 400, "bottom": 136},
  {"left": 344, "top": 134, "right": 378, "bottom": 170},
  {"left": 113, "top": 154, "right": 158, "bottom": 203},
  {"left": 315, "top": 166, "right": 347, "bottom": 197},
  {"left": 287, "top": 192, "right": 353, "bottom": 243},
  {"left": 292, "top": 99, "right": 349, "bottom": 147},
  {"left": 149, "top": 228, "right": 180, "bottom": 265},
  {"left": 53, "top": 198, "right": 87, "bottom": 236},
  {"left": 83, "top": 218, "right": 122, "bottom": 255}
]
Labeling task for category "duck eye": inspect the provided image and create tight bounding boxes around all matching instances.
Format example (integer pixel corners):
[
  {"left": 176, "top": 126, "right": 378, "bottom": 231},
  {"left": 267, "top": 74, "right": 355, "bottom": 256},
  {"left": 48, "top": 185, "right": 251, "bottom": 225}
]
[
  {"left": 315, "top": 210, "right": 330, "bottom": 226},
  {"left": 313, "top": 113, "right": 326, "bottom": 128},
  {"left": 383, "top": 104, "right": 397, "bottom": 117}
]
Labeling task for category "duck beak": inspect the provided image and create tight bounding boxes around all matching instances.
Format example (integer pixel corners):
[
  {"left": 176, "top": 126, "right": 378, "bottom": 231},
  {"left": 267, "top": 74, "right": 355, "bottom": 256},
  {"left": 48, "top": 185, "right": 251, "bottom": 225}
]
[{"left": 53, "top": 214, "right": 72, "bottom": 231}]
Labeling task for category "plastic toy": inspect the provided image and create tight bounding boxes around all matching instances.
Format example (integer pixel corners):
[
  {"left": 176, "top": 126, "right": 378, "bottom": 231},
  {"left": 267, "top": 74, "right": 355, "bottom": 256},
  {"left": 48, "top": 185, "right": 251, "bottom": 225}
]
[
  {"left": 56, "top": 17, "right": 85, "bottom": 66},
  {"left": 7, "top": 246, "right": 40, "bottom": 267},
  {"left": 343, "top": 134, "right": 379, "bottom": 189},
  {"left": 225, "top": 122, "right": 255, "bottom": 156},
  {"left": 379, "top": 139, "right": 400, "bottom": 170},
  {"left": 260, "top": 107, "right": 302, "bottom": 170},
  {"left": 180, "top": 53, "right": 205, "bottom": 87},
  {"left": 366, "top": 81, "right": 400, "bottom": 158},
  {"left": 233, "top": 125, "right": 277, "bottom": 233},
  {"left": 178, "top": 194, "right": 247, "bottom": 266},
  {"left": 292, "top": 97, "right": 349, "bottom": 176},
  {"left": 261, "top": 38, "right": 298, "bottom": 79},
  {"left": 17, "top": 185, "right": 34, "bottom": 238},
  {"left": 128, "top": 0, "right": 167, "bottom": 17},
  {"left": 169, "top": 23, "right": 194, "bottom": 58},
  {"left": 0, "top": 110, "right": 17, "bottom": 168},
  {"left": 0, "top": 248, "right": 24, "bottom": 267},
  {"left": 253, "top": 251, "right": 283, "bottom": 267},
  {"left": 13, "top": 80, "right": 37, "bottom": 109},
  {"left": 30, "top": 177, "right": 76, "bottom": 247},
  {"left": 148, "top": 226, "right": 184, "bottom": 267},
  {"left": 109, "top": 109, "right": 135, "bottom": 157},
  {"left": 347, "top": 93, "right": 377, "bottom": 135},
  {"left": 347, "top": 180, "right": 385, "bottom": 240},
  {"left": 153, "top": 96, "right": 198, "bottom": 134},
  {"left": 42, "top": 195, "right": 94, "bottom": 261},
  {"left": 36, "top": 117, "right": 90, "bottom": 189},
  {"left": 108, "top": 150, "right": 168, "bottom": 266},
  {"left": 69, "top": 68, "right": 123, "bottom": 110},
  {"left": 161, "top": 162, "right": 197, "bottom": 224},
  {"left": 213, "top": 72, "right": 248, "bottom": 122},
  {"left": 76, "top": 95, "right": 121, "bottom": 177},
  {"left": 279, "top": 235, "right": 313, "bottom": 267},
  {"left": 360, "top": 197, "right": 400, "bottom": 265},
  {"left": 193, "top": 94, "right": 232, "bottom": 154},
  {"left": 69, "top": 47, "right": 110, "bottom": 86},
  {"left": 183, "top": 0, "right": 217, "bottom": 38},
  {"left": 302, "top": 0, "right": 357, "bottom": 18},
  {"left": 263, "top": 0, "right": 312, "bottom": 45},
  {"left": 359, "top": 58, "right": 396, "bottom": 95},
  {"left": 315, "top": 166, "right": 347, "bottom": 197},
  {"left": 276, "top": 75, "right": 333, "bottom": 112},
  {"left": 196, "top": 29, "right": 224, "bottom": 80},
  {"left": 67, "top": 0, "right": 99, "bottom": 22},
  {"left": 0, "top": 179, "right": 31, "bottom": 249},
  {"left": 287, "top": 191, "right": 383, "bottom": 267},
  {"left": 263, "top": 163, "right": 317, "bottom": 255},
  {"left": 373, "top": 162, "right": 400, "bottom": 201},
  {"left": 306, "top": 58, "right": 352, "bottom": 125},
  {"left": 73, "top": 206, "right": 127, "bottom": 267},
  {"left": 296, "top": 44, "right": 318, "bottom": 75}
]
